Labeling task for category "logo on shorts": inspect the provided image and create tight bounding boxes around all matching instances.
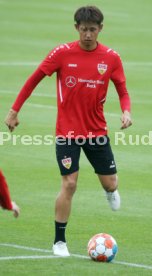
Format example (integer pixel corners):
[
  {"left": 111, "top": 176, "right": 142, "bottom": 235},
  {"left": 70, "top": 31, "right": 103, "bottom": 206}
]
[
  {"left": 97, "top": 64, "right": 108, "bottom": 75},
  {"left": 61, "top": 157, "right": 72, "bottom": 169},
  {"left": 109, "top": 161, "right": 116, "bottom": 169}
]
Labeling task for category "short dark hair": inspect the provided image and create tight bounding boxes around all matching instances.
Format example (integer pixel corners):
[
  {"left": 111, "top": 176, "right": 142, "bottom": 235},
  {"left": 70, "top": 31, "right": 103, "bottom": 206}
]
[{"left": 74, "top": 6, "right": 104, "bottom": 25}]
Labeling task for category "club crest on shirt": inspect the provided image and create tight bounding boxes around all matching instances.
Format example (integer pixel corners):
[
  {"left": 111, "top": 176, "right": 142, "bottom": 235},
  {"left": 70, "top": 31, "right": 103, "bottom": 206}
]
[
  {"left": 97, "top": 63, "right": 108, "bottom": 75},
  {"left": 61, "top": 157, "right": 72, "bottom": 169}
]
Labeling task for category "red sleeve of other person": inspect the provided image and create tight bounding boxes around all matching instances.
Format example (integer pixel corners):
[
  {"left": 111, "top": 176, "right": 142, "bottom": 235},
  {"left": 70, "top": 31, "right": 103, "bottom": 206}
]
[{"left": 0, "top": 170, "right": 13, "bottom": 210}]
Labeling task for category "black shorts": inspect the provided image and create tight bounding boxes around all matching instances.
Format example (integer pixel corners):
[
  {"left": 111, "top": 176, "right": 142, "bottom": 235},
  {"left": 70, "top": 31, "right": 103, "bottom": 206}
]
[{"left": 56, "top": 136, "right": 117, "bottom": 176}]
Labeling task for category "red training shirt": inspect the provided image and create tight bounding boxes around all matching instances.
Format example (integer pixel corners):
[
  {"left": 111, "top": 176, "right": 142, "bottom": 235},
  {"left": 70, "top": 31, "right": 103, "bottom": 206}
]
[{"left": 12, "top": 41, "right": 131, "bottom": 137}]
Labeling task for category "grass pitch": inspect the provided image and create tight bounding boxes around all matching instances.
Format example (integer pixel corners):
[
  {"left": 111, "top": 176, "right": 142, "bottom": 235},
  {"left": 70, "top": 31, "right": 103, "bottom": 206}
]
[{"left": 0, "top": 0, "right": 152, "bottom": 275}]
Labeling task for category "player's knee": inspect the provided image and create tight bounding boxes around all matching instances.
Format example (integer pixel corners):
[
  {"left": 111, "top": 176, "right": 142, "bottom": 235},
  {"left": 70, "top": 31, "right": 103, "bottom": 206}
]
[
  {"left": 62, "top": 176, "right": 77, "bottom": 196},
  {"left": 100, "top": 174, "right": 118, "bottom": 192},
  {"left": 106, "top": 175, "right": 118, "bottom": 192}
]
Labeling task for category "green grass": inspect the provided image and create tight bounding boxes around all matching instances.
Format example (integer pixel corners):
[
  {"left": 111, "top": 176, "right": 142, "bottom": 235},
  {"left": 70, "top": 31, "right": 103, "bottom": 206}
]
[{"left": 0, "top": 0, "right": 152, "bottom": 275}]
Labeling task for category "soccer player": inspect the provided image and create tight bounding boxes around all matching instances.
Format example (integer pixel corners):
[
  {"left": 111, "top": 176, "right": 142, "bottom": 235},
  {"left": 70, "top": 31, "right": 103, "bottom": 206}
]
[
  {"left": 5, "top": 6, "right": 132, "bottom": 256},
  {"left": 0, "top": 170, "right": 20, "bottom": 217}
]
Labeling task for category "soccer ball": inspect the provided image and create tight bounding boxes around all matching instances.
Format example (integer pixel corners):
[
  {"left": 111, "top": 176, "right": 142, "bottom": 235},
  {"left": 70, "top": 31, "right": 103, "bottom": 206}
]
[{"left": 87, "top": 233, "right": 118, "bottom": 262}]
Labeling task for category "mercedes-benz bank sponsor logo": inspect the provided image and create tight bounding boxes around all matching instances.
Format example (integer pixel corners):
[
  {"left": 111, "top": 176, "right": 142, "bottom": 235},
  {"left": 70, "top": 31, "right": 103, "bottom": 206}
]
[{"left": 65, "top": 76, "right": 76, "bottom": 87}]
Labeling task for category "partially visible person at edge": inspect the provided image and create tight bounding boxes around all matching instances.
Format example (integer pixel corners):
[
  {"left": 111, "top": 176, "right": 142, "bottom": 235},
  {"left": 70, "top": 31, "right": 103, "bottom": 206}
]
[
  {"left": 0, "top": 170, "right": 20, "bottom": 217},
  {"left": 5, "top": 6, "right": 132, "bottom": 256}
]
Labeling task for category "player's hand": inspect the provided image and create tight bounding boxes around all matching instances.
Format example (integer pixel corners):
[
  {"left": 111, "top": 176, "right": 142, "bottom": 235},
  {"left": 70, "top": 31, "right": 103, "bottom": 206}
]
[
  {"left": 5, "top": 109, "right": 19, "bottom": 132},
  {"left": 11, "top": 201, "right": 20, "bottom": 218},
  {"left": 121, "top": 110, "right": 132, "bottom": 129}
]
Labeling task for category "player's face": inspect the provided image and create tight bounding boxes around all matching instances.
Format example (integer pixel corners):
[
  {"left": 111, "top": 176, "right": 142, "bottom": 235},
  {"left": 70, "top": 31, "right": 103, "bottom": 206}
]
[{"left": 75, "top": 22, "right": 103, "bottom": 51}]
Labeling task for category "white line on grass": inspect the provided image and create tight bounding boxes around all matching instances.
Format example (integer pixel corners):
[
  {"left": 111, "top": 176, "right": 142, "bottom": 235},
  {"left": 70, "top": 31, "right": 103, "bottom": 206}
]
[
  {"left": 26, "top": 103, "right": 57, "bottom": 109},
  {"left": 124, "top": 61, "right": 152, "bottom": 67},
  {"left": 0, "top": 89, "right": 56, "bottom": 98},
  {"left": 0, "top": 243, "right": 51, "bottom": 253},
  {"left": 114, "top": 260, "right": 152, "bottom": 270},
  {"left": 0, "top": 255, "right": 60, "bottom": 261},
  {"left": 0, "top": 243, "right": 152, "bottom": 270}
]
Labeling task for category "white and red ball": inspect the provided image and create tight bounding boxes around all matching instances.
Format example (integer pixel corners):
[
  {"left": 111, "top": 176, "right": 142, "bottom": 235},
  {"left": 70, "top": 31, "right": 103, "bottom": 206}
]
[{"left": 87, "top": 233, "right": 118, "bottom": 262}]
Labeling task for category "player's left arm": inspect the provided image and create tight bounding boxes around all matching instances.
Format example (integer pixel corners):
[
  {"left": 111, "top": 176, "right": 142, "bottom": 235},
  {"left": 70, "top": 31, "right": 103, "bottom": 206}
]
[
  {"left": 111, "top": 53, "right": 132, "bottom": 129},
  {"left": 114, "top": 82, "right": 132, "bottom": 129},
  {"left": 120, "top": 109, "right": 132, "bottom": 130}
]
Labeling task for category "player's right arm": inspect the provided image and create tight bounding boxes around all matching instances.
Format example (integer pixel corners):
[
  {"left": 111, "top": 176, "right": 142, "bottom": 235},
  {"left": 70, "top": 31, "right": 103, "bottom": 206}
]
[
  {"left": 5, "top": 44, "right": 65, "bottom": 132},
  {"left": 5, "top": 68, "right": 46, "bottom": 132}
]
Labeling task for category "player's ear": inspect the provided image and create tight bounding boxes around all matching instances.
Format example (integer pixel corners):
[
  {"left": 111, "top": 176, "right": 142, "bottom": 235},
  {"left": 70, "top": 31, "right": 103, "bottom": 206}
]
[
  {"left": 74, "top": 24, "right": 79, "bottom": 31},
  {"left": 99, "top": 24, "right": 103, "bottom": 32}
]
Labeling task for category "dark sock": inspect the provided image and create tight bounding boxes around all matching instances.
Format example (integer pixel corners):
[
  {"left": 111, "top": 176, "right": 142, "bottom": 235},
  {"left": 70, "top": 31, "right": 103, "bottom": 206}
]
[{"left": 54, "top": 221, "right": 67, "bottom": 244}]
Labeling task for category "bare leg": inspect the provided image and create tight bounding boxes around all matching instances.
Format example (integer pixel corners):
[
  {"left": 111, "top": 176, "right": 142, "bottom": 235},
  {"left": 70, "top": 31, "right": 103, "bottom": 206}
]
[
  {"left": 55, "top": 171, "right": 79, "bottom": 222},
  {"left": 98, "top": 174, "right": 120, "bottom": 211},
  {"left": 98, "top": 174, "right": 118, "bottom": 192}
]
